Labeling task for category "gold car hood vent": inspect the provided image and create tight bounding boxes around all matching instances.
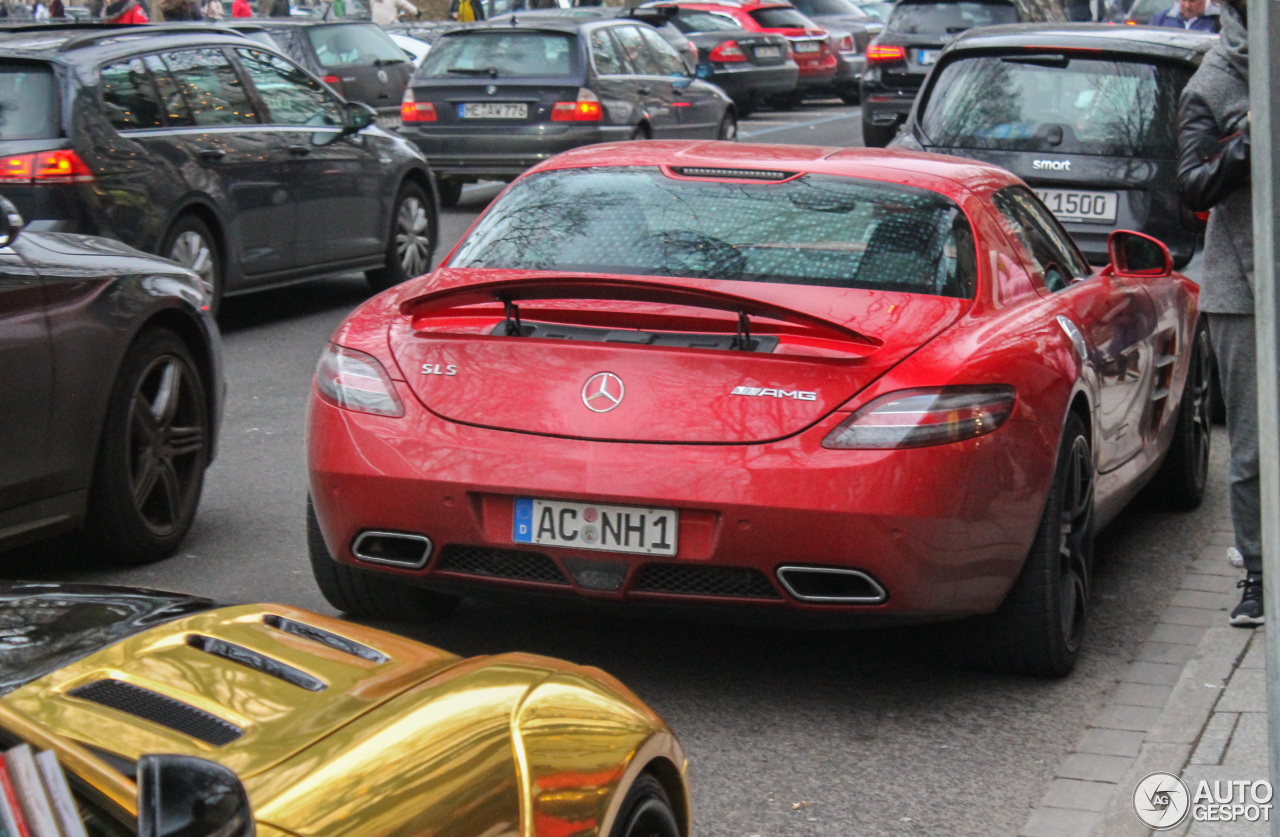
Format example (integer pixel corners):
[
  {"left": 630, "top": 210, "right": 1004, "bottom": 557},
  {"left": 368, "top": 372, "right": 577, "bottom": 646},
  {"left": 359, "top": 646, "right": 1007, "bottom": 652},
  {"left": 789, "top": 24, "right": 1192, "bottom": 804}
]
[
  {"left": 68, "top": 679, "right": 243, "bottom": 747},
  {"left": 186, "top": 635, "right": 327, "bottom": 692},
  {"left": 261, "top": 615, "right": 387, "bottom": 663}
]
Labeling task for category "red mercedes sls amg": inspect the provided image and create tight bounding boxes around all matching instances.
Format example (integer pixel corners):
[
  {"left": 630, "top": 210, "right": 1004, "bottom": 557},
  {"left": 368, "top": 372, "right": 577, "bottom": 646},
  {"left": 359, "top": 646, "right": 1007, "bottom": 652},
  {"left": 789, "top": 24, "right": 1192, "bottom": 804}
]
[{"left": 307, "top": 142, "right": 1210, "bottom": 677}]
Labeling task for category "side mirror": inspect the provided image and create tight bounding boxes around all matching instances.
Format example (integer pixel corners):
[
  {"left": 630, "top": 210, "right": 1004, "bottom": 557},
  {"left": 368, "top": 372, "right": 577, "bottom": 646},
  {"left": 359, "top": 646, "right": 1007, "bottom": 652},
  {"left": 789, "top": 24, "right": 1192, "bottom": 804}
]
[
  {"left": 137, "top": 755, "right": 255, "bottom": 837},
  {"left": 0, "top": 196, "right": 23, "bottom": 248},
  {"left": 1107, "top": 230, "right": 1172, "bottom": 278},
  {"left": 671, "top": 71, "right": 692, "bottom": 89},
  {"left": 343, "top": 101, "right": 377, "bottom": 133}
]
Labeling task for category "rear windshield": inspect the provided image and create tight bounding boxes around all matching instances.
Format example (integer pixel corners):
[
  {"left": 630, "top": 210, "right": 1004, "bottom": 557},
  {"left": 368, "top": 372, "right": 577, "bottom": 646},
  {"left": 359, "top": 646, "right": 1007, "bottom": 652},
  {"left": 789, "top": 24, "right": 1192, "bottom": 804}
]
[
  {"left": 420, "top": 31, "right": 578, "bottom": 78},
  {"left": 793, "top": 0, "right": 870, "bottom": 18},
  {"left": 887, "top": 0, "right": 1017, "bottom": 35},
  {"left": 749, "top": 7, "right": 814, "bottom": 27},
  {"left": 671, "top": 9, "right": 744, "bottom": 32},
  {"left": 307, "top": 23, "right": 406, "bottom": 68},
  {"left": 0, "top": 62, "right": 58, "bottom": 140},
  {"left": 921, "top": 55, "right": 1191, "bottom": 158},
  {"left": 451, "top": 167, "right": 977, "bottom": 299}
]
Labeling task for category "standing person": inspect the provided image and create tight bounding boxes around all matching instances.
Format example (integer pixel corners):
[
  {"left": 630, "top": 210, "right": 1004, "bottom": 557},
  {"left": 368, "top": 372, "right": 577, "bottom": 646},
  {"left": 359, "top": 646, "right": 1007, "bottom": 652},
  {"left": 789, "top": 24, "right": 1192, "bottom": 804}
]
[
  {"left": 32, "top": 0, "right": 49, "bottom": 18},
  {"left": 1151, "top": 0, "right": 1219, "bottom": 30},
  {"left": 232, "top": 0, "right": 251, "bottom": 16},
  {"left": 48, "top": 0, "right": 65, "bottom": 16},
  {"left": 447, "top": 0, "right": 480, "bottom": 20},
  {"left": 370, "top": 0, "right": 414, "bottom": 23},
  {"left": 267, "top": 0, "right": 288, "bottom": 16},
  {"left": 1177, "top": 0, "right": 1261, "bottom": 626},
  {"left": 102, "top": 0, "right": 149, "bottom": 22},
  {"left": 203, "top": 0, "right": 223, "bottom": 17}
]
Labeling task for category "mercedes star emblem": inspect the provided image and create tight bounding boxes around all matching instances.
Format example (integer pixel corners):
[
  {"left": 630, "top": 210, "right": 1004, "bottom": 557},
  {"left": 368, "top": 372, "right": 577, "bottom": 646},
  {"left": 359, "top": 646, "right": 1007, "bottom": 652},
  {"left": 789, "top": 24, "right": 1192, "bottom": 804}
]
[
  {"left": 486, "top": 84, "right": 498, "bottom": 95},
  {"left": 377, "top": 69, "right": 389, "bottom": 85},
  {"left": 582, "top": 372, "right": 625, "bottom": 413}
]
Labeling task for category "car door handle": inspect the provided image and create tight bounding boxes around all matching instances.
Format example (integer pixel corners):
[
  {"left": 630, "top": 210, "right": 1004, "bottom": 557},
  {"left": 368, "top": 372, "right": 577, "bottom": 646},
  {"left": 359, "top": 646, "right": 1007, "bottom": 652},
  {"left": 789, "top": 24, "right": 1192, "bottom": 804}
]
[
  {"left": 287, "top": 145, "right": 311, "bottom": 157},
  {"left": 197, "top": 148, "right": 226, "bottom": 161},
  {"left": 637, "top": 86, "right": 651, "bottom": 95}
]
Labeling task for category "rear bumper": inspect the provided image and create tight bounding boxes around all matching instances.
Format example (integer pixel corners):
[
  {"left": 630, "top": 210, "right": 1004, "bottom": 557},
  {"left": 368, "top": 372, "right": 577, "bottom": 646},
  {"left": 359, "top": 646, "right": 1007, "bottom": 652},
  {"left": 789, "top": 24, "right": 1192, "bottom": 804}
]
[
  {"left": 308, "top": 388, "right": 1058, "bottom": 620},
  {"left": 399, "top": 124, "right": 634, "bottom": 180},
  {"left": 706, "top": 64, "right": 799, "bottom": 102},
  {"left": 859, "top": 85, "right": 915, "bottom": 124},
  {"left": 803, "top": 52, "right": 864, "bottom": 94}
]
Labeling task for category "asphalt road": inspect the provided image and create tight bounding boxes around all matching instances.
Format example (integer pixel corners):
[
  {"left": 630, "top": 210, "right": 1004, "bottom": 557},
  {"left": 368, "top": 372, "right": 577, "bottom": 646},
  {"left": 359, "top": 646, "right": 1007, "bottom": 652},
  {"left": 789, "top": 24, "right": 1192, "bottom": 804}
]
[{"left": 7, "top": 101, "right": 1230, "bottom": 836}]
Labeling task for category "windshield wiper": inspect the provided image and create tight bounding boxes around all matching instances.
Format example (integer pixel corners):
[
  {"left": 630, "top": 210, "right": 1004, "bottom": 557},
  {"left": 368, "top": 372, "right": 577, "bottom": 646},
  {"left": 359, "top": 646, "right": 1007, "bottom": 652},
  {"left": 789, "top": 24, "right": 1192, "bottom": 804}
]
[{"left": 447, "top": 66, "right": 499, "bottom": 77}]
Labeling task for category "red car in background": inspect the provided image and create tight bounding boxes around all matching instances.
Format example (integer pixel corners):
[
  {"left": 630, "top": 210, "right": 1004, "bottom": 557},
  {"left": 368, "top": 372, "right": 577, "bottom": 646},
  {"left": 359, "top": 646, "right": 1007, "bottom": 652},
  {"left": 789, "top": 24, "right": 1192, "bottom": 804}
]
[
  {"left": 306, "top": 142, "right": 1211, "bottom": 678},
  {"left": 655, "top": 1, "right": 837, "bottom": 106}
]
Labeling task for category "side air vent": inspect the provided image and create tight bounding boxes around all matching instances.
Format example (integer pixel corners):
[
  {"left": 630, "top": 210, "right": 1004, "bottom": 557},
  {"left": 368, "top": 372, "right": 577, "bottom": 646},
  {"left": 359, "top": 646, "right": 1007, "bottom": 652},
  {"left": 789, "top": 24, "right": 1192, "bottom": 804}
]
[
  {"left": 68, "top": 680, "right": 242, "bottom": 746},
  {"left": 263, "top": 615, "right": 388, "bottom": 664},
  {"left": 186, "top": 635, "right": 326, "bottom": 692},
  {"left": 669, "top": 166, "right": 797, "bottom": 181},
  {"left": 632, "top": 564, "right": 781, "bottom": 599}
]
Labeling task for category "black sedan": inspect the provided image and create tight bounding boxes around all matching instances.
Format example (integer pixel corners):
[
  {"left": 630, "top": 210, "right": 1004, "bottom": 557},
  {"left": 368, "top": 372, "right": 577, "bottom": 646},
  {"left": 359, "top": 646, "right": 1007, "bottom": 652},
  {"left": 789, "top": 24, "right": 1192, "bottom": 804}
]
[
  {"left": 397, "top": 17, "right": 736, "bottom": 206},
  {"left": 893, "top": 23, "right": 1213, "bottom": 267},
  {"left": 0, "top": 199, "right": 222, "bottom": 565}
]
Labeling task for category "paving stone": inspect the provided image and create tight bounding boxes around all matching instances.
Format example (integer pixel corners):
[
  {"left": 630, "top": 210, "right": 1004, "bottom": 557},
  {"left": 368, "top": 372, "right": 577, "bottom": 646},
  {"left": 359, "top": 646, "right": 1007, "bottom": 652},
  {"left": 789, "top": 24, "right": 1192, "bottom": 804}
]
[
  {"left": 1238, "top": 635, "right": 1265, "bottom": 669},
  {"left": 1188, "top": 712, "right": 1238, "bottom": 765},
  {"left": 1161, "top": 607, "right": 1224, "bottom": 627},
  {"left": 1056, "top": 753, "right": 1136, "bottom": 784},
  {"left": 1190, "top": 554, "right": 1239, "bottom": 577},
  {"left": 1112, "top": 682, "right": 1173, "bottom": 708},
  {"left": 1149, "top": 622, "right": 1207, "bottom": 646},
  {"left": 1126, "top": 661, "right": 1186, "bottom": 686},
  {"left": 1137, "top": 641, "right": 1200, "bottom": 665},
  {"left": 1041, "top": 778, "right": 1116, "bottom": 813},
  {"left": 1181, "top": 574, "right": 1244, "bottom": 594},
  {"left": 1094, "top": 704, "right": 1164, "bottom": 732},
  {"left": 1208, "top": 530, "right": 1237, "bottom": 546},
  {"left": 1182, "top": 764, "right": 1271, "bottom": 836},
  {"left": 1215, "top": 668, "right": 1265, "bottom": 714},
  {"left": 1172, "top": 590, "right": 1235, "bottom": 611},
  {"left": 1078, "top": 728, "right": 1146, "bottom": 758},
  {"left": 1019, "top": 807, "right": 1102, "bottom": 837},
  {"left": 1220, "top": 711, "right": 1268, "bottom": 769}
]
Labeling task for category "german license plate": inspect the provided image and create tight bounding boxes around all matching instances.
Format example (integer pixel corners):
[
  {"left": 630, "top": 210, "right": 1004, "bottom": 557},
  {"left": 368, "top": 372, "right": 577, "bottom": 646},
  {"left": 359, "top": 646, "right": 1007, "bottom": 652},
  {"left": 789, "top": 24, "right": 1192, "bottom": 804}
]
[
  {"left": 459, "top": 102, "right": 528, "bottom": 119},
  {"left": 375, "top": 113, "right": 400, "bottom": 130},
  {"left": 754, "top": 45, "right": 782, "bottom": 58},
  {"left": 1035, "top": 189, "right": 1119, "bottom": 224},
  {"left": 917, "top": 49, "right": 941, "bottom": 65},
  {"left": 793, "top": 40, "right": 820, "bottom": 53},
  {"left": 513, "top": 497, "right": 678, "bottom": 556}
]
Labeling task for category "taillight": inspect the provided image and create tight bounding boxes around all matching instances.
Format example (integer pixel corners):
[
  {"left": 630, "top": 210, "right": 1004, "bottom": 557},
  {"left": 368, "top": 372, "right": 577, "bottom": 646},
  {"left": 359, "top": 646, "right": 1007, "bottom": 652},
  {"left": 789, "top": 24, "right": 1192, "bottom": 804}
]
[
  {"left": 709, "top": 40, "right": 748, "bottom": 62},
  {"left": 401, "top": 89, "right": 436, "bottom": 122},
  {"left": 551, "top": 88, "right": 603, "bottom": 122},
  {"left": 0, "top": 150, "right": 93, "bottom": 184},
  {"left": 323, "top": 74, "right": 345, "bottom": 97},
  {"left": 314, "top": 343, "right": 404, "bottom": 417},
  {"left": 822, "top": 387, "right": 1016, "bottom": 449},
  {"left": 838, "top": 34, "right": 855, "bottom": 52},
  {"left": 866, "top": 44, "right": 906, "bottom": 63}
]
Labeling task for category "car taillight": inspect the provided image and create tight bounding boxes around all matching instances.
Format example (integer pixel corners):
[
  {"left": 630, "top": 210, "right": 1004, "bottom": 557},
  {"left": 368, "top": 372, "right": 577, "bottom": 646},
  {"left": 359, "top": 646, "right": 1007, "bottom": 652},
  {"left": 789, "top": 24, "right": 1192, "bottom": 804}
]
[
  {"left": 0, "top": 150, "right": 93, "bottom": 184},
  {"left": 866, "top": 44, "right": 906, "bottom": 63},
  {"left": 314, "top": 343, "right": 404, "bottom": 417},
  {"left": 709, "top": 40, "right": 748, "bottom": 61},
  {"left": 551, "top": 88, "right": 603, "bottom": 122},
  {"left": 401, "top": 89, "right": 436, "bottom": 122},
  {"left": 838, "top": 34, "right": 855, "bottom": 52},
  {"left": 822, "top": 386, "right": 1016, "bottom": 449},
  {"left": 323, "top": 74, "right": 345, "bottom": 97}
]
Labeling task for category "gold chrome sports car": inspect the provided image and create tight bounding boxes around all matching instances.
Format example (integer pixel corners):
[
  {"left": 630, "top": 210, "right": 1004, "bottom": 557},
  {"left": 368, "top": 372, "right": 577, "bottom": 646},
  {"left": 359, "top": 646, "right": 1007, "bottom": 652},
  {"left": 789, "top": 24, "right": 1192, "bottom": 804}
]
[{"left": 0, "top": 583, "right": 688, "bottom": 837}]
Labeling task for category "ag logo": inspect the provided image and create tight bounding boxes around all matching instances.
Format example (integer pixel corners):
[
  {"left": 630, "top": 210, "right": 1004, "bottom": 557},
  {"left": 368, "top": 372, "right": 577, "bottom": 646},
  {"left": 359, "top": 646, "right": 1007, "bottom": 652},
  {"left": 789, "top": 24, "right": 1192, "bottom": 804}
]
[{"left": 1134, "top": 772, "right": 1190, "bottom": 829}]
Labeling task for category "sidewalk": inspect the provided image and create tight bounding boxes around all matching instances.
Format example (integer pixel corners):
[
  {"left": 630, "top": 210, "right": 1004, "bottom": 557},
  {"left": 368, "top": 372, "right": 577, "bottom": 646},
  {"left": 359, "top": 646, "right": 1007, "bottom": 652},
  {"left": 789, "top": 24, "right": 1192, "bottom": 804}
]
[{"left": 1018, "top": 518, "right": 1270, "bottom": 837}]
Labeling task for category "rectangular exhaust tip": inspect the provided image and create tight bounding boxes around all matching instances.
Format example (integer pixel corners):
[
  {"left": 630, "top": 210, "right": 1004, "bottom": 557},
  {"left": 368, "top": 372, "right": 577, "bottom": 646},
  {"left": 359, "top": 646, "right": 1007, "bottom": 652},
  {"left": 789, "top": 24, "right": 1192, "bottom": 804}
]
[
  {"left": 775, "top": 566, "right": 887, "bottom": 604},
  {"left": 351, "top": 531, "right": 432, "bottom": 568}
]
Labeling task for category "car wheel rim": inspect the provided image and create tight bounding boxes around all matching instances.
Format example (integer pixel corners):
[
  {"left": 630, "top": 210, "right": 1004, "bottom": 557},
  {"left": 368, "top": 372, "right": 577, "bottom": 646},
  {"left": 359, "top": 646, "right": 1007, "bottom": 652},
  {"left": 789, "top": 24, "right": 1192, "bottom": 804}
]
[
  {"left": 127, "top": 355, "right": 206, "bottom": 537},
  {"left": 1189, "top": 331, "right": 1212, "bottom": 487},
  {"left": 395, "top": 196, "right": 431, "bottom": 277},
  {"left": 1058, "top": 435, "right": 1092, "bottom": 652},
  {"left": 169, "top": 230, "right": 215, "bottom": 308},
  {"left": 719, "top": 117, "right": 737, "bottom": 140}
]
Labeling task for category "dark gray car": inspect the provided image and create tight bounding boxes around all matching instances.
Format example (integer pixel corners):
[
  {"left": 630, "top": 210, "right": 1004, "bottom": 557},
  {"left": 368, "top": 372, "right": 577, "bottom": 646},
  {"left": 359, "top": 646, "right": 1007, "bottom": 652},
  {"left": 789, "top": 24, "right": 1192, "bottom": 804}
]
[{"left": 398, "top": 18, "right": 736, "bottom": 206}]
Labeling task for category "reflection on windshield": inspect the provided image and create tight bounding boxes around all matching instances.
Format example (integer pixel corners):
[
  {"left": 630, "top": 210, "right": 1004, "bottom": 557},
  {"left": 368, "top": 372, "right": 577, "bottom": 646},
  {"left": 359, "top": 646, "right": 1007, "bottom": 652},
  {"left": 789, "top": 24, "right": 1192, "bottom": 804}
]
[
  {"left": 421, "top": 32, "right": 577, "bottom": 78},
  {"left": 921, "top": 56, "right": 1189, "bottom": 158},
  {"left": 888, "top": 1, "right": 1017, "bottom": 35},
  {"left": 450, "top": 168, "right": 978, "bottom": 299}
]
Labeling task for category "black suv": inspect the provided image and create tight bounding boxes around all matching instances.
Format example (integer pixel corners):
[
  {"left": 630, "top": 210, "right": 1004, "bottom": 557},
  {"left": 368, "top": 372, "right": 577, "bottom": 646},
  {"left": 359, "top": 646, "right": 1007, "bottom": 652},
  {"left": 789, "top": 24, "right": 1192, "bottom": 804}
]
[
  {"left": 0, "top": 23, "right": 438, "bottom": 313},
  {"left": 894, "top": 24, "right": 1212, "bottom": 266},
  {"left": 859, "top": 0, "right": 1063, "bottom": 146}
]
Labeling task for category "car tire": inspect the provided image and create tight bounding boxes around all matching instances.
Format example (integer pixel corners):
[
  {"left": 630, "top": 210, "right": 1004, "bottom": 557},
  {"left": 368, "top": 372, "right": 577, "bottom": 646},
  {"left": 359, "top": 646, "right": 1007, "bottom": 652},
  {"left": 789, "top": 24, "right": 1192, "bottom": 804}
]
[
  {"left": 717, "top": 111, "right": 738, "bottom": 141},
  {"left": 861, "top": 115, "right": 897, "bottom": 148},
  {"left": 437, "top": 179, "right": 463, "bottom": 209},
  {"left": 162, "top": 215, "right": 222, "bottom": 316},
  {"left": 767, "top": 90, "right": 804, "bottom": 111},
  {"left": 630, "top": 124, "right": 650, "bottom": 140},
  {"left": 735, "top": 97, "right": 756, "bottom": 118},
  {"left": 366, "top": 180, "right": 436, "bottom": 293},
  {"left": 306, "top": 496, "right": 461, "bottom": 621},
  {"left": 840, "top": 88, "right": 860, "bottom": 105},
  {"left": 1148, "top": 320, "right": 1211, "bottom": 510},
  {"left": 608, "top": 774, "right": 681, "bottom": 837},
  {"left": 958, "top": 412, "right": 1093, "bottom": 677},
  {"left": 84, "top": 329, "right": 210, "bottom": 566}
]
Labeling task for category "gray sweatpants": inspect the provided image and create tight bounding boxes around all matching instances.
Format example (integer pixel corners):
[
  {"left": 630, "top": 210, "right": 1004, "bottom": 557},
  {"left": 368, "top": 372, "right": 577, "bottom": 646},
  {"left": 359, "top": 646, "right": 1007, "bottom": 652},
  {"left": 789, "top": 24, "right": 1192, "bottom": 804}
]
[{"left": 1207, "top": 313, "right": 1262, "bottom": 573}]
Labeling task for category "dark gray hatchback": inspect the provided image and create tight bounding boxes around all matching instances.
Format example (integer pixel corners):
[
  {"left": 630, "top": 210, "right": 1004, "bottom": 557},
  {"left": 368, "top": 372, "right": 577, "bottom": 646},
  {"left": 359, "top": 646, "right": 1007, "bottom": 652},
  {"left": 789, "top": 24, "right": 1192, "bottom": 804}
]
[
  {"left": 397, "top": 18, "right": 735, "bottom": 207},
  {"left": 893, "top": 23, "right": 1213, "bottom": 267}
]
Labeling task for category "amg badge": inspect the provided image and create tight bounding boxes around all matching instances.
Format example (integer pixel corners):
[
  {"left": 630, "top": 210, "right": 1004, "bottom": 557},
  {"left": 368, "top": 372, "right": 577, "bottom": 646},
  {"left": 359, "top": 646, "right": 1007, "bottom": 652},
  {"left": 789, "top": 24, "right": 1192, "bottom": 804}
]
[{"left": 731, "top": 386, "right": 817, "bottom": 401}]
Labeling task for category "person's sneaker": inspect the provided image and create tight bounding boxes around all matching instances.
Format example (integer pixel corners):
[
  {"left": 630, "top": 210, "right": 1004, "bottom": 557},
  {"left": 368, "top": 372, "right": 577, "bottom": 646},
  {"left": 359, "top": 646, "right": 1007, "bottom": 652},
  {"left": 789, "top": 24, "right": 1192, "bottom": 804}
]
[
  {"left": 1227, "top": 547, "right": 1245, "bottom": 568},
  {"left": 1230, "top": 574, "right": 1264, "bottom": 627}
]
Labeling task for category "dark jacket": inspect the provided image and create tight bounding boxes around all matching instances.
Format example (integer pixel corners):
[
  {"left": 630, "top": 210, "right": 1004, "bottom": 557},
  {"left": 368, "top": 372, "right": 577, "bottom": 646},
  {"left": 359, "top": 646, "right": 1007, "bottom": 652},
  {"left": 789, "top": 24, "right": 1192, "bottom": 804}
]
[
  {"left": 1150, "top": 6, "right": 1219, "bottom": 30},
  {"left": 448, "top": 0, "right": 483, "bottom": 19},
  {"left": 1176, "top": 3, "right": 1252, "bottom": 314}
]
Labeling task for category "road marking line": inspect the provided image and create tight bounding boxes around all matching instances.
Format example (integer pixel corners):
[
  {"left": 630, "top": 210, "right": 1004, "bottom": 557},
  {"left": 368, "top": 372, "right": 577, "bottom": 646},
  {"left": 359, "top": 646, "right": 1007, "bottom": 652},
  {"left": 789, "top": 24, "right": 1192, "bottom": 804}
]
[{"left": 739, "top": 110, "right": 860, "bottom": 138}]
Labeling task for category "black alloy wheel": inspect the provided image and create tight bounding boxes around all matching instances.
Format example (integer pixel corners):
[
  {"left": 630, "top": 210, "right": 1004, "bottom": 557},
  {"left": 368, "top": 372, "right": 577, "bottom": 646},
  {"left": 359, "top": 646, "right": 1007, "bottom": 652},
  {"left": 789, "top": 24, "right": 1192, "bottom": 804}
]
[
  {"left": 608, "top": 774, "right": 681, "bottom": 837},
  {"left": 162, "top": 215, "right": 223, "bottom": 316},
  {"left": 1150, "top": 321, "right": 1212, "bottom": 510},
  {"left": 85, "top": 329, "right": 210, "bottom": 565},
  {"left": 861, "top": 112, "right": 897, "bottom": 148},
  {"left": 717, "top": 112, "right": 738, "bottom": 141},
  {"left": 959, "top": 412, "right": 1094, "bottom": 677},
  {"left": 367, "top": 181, "right": 436, "bottom": 292}
]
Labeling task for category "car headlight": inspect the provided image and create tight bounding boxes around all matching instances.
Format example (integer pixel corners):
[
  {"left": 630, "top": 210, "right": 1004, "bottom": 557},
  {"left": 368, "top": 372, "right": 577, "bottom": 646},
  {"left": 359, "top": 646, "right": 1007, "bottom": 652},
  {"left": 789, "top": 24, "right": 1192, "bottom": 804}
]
[
  {"left": 822, "top": 386, "right": 1016, "bottom": 449},
  {"left": 314, "top": 343, "right": 404, "bottom": 417}
]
